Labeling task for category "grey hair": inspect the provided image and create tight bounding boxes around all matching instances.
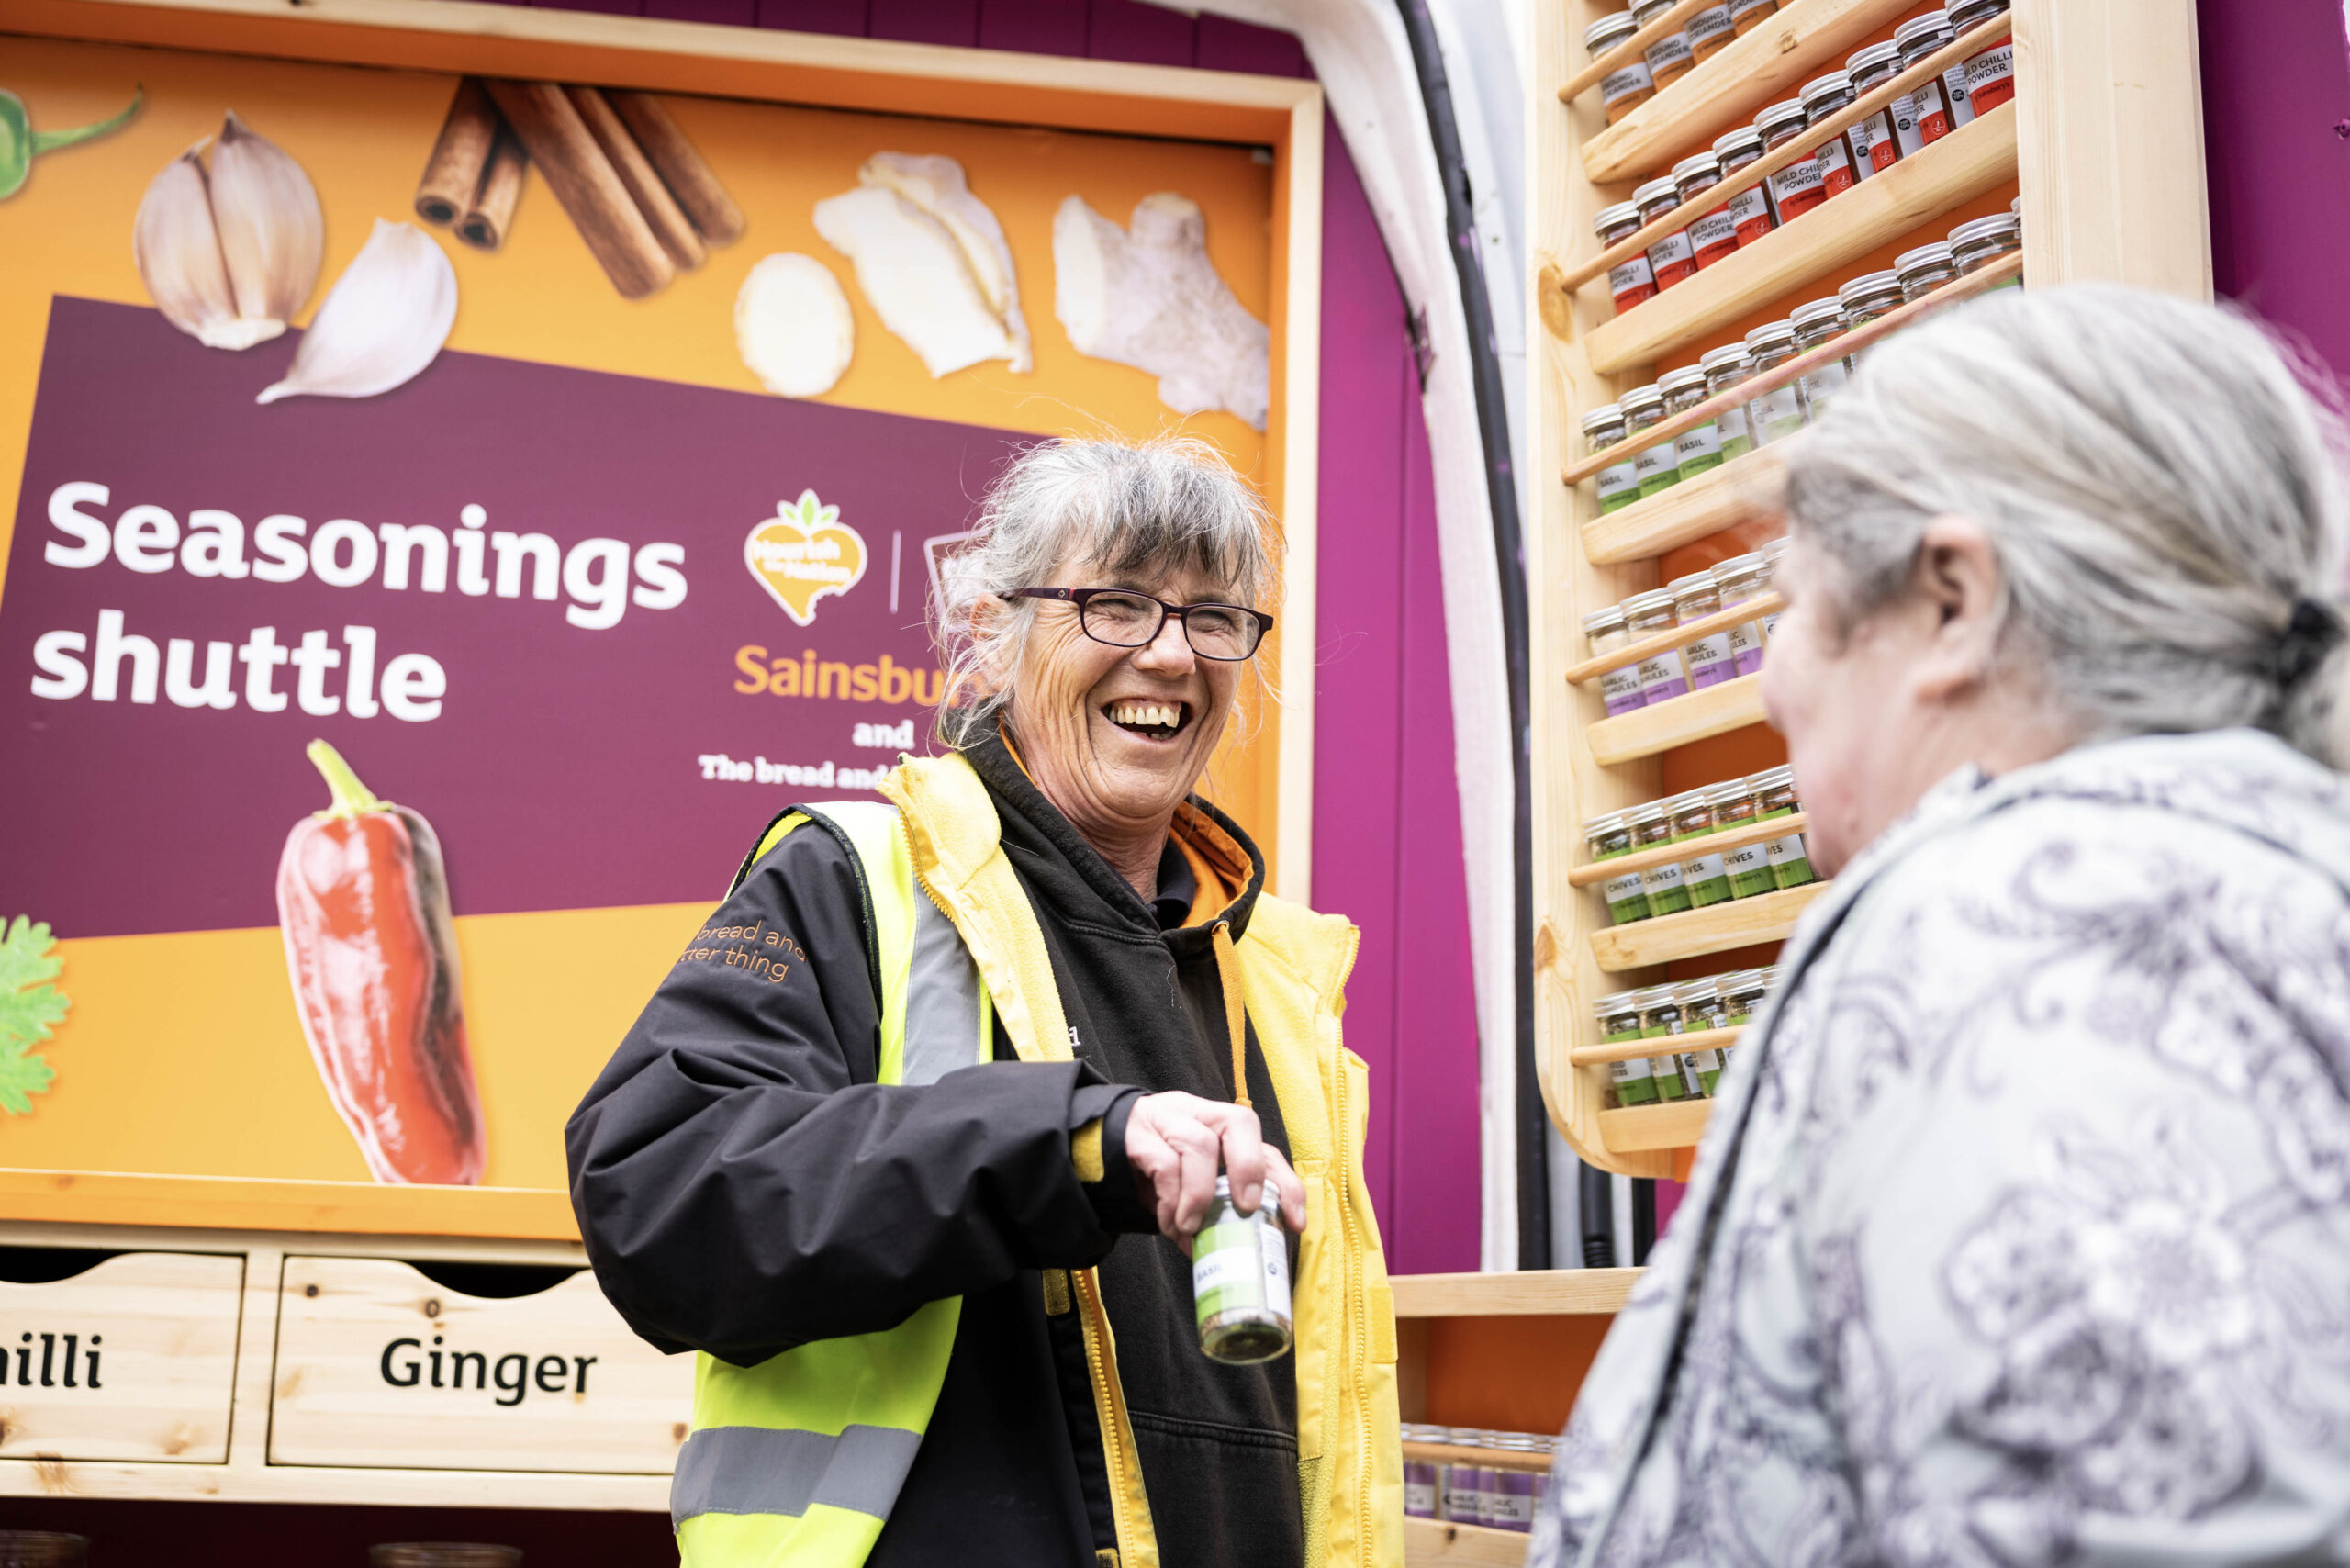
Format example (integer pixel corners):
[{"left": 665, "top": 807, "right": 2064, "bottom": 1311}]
[
  {"left": 934, "top": 435, "right": 1280, "bottom": 745},
  {"left": 1785, "top": 282, "right": 2350, "bottom": 767}
]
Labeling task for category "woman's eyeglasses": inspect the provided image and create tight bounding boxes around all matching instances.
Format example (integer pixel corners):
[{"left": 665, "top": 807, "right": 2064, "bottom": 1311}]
[{"left": 1001, "top": 588, "right": 1272, "bottom": 661}]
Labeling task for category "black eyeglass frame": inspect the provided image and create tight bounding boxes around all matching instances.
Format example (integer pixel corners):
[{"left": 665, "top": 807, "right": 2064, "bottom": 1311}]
[{"left": 1000, "top": 587, "right": 1274, "bottom": 660}]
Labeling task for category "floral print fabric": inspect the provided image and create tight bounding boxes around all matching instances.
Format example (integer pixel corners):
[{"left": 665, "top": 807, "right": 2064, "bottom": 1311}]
[{"left": 1534, "top": 730, "right": 2350, "bottom": 1567}]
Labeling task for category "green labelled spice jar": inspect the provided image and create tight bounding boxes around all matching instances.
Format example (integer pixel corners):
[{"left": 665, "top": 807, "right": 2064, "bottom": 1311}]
[
  {"left": 1707, "top": 776, "right": 1760, "bottom": 832},
  {"left": 1723, "top": 834, "right": 1777, "bottom": 900},
  {"left": 1602, "top": 860, "right": 1652, "bottom": 925},
  {"left": 1582, "top": 404, "right": 1639, "bottom": 515},
  {"left": 1623, "top": 385, "right": 1681, "bottom": 499},
  {"left": 1721, "top": 968, "right": 1770, "bottom": 1025},
  {"left": 1768, "top": 829, "right": 1818, "bottom": 890},
  {"left": 1672, "top": 783, "right": 1731, "bottom": 905},
  {"left": 1697, "top": 344, "right": 1755, "bottom": 465},
  {"left": 1193, "top": 1174, "right": 1292, "bottom": 1363},
  {"left": 1675, "top": 978, "right": 1729, "bottom": 1095},
  {"left": 1628, "top": 802, "right": 1691, "bottom": 916},
  {"left": 1597, "top": 991, "right": 1658, "bottom": 1106},
  {"left": 1790, "top": 297, "right": 1849, "bottom": 415},
  {"left": 1661, "top": 365, "right": 1720, "bottom": 477},
  {"left": 1755, "top": 764, "right": 1801, "bottom": 818},
  {"left": 1666, "top": 789, "right": 1715, "bottom": 842},
  {"left": 1743, "top": 320, "right": 1807, "bottom": 445},
  {"left": 1640, "top": 987, "right": 1693, "bottom": 1100},
  {"left": 1683, "top": 843, "right": 1733, "bottom": 908},
  {"left": 1586, "top": 810, "right": 1634, "bottom": 863}
]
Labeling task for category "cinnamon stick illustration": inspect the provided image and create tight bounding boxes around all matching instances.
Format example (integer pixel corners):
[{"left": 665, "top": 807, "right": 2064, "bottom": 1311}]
[
  {"left": 482, "top": 77, "right": 675, "bottom": 299},
  {"left": 457, "top": 127, "right": 527, "bottom": 252},
  {"left": 566, "top": 85, "right": 704, "bottom": 274},
  {"left": 414, "top": 78, "right": 502, "bottom": 229},
  {"left": 609, "top": 89, "right": 745, "bottom": 247}
]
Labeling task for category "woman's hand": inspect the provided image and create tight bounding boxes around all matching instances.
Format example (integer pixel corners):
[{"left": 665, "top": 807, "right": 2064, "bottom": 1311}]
[{"left": 1123, "top": 1091, "right": 1306, "bottom": 1248}]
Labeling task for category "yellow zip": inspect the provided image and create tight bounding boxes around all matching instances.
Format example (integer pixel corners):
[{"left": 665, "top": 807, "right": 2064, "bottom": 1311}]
[{"left": 1326, "top": 925, "right": 1372, "bottom": 1568}]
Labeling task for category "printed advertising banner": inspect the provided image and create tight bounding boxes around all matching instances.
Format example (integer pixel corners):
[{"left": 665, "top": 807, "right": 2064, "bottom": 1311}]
[{"left": 0, "top": 33, "right": 1280, "bottom": 1221}]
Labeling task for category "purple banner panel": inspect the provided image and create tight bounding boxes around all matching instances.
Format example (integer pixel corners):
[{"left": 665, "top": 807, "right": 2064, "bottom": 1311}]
[{"left": 1, "top": 297, "right": 1027, "bottom": 938}]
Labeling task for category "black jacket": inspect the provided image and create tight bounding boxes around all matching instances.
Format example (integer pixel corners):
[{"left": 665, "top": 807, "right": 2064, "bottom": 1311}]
[{"left": 567, "top": 734, "right": 1302, "bottom": 1568}]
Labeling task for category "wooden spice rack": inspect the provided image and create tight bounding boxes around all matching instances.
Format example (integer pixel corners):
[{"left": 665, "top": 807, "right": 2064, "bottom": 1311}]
[{"left": 1530, "top": 0, "right": 2210, "bottom": 1176}]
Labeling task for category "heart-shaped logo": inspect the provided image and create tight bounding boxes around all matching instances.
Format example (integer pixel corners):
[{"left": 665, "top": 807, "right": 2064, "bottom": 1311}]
[{"left": 744, "top": 491, "right": 867, "bottom": 626}]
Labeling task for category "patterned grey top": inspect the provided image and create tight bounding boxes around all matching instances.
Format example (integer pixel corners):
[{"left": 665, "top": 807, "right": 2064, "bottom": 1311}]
[{"left": 1534, "top": 729, "right": 2350, "bottom": 1567}]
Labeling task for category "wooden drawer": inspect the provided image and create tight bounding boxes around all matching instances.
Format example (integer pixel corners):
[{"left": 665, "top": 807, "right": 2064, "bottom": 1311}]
[
  {"left": 270, "top": 1256, "right": 693, "bottom": 1473},
  {"left": 0, "top": 1249, "right": 243, "bottom": 1463}
]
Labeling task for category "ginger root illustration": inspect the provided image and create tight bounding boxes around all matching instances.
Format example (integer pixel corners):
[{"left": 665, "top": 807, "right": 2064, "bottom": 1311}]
[
  {"left": 814, "top": 151, "right": 1028, "bottom": 377},
  {"left": 736, "top": 252, "right": 856, "bottom": 398}
]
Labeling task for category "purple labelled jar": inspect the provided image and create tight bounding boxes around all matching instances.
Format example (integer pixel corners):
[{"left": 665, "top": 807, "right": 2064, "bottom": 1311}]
[
  {"left": 1712, "top": 551, "right": 1771, "bottom": 676},
  {"left": 1670, "top": 569, "right": 1733, "bottom": 689},
  {"left": 1583, "top": 604, "right": 1646, "bottom": 716},
  {"left": 1624, "top": 588, "right": 1690, "bottom": 703}
]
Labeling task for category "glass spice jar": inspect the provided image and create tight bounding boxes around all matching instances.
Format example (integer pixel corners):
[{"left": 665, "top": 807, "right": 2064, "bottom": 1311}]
[
  {"left": 1755, "top": 764, "right": 1801, "bottom": 818},
  {"left": 1722, "top": 832, "right": 1776, "bottom": 900},
  {"left": 1950, "top": 212, "right": 2022, "bottom": 287},
  {"left": 1639, "top": 985, "right": 1693, "bottom": 1099},
  {"left": 1682, "top": 836, "right": 1734, "bottom": 909},
  {"left": 1601, "top": 853, "right": 1653, "bottom": 925},
  {"left": 1756, "top": 100, "right": 1829, "bottom": 223},
  {"left": 1677, "top": 978, "right": 1730, "bottom": 1093},
  {"left": 1895, "top": 241, "right": 1957, "bottom": 303},
  {"left": 1583, "top": 605, "right": 1646, "bottom": 717},
  {"left": 1684, "top": 1, "right": 1736, "bottom": 65},
  {"left": 1582, "top": 403, "right": 1638, "bottom": 517},
  {"left": 1790, "top": 297, "right": 1849, "bottom": 416},
  {"left": 1728, "top": 0, "right": 1777, "bottom": 34},
  {"left": 1761, "top": 538, "right": 1791, "bottom": 640},
  {"left": 1622, "top": 385, "right": 1681, "bottom": 499},
  {"left": 1598, "top": 990, "right": 1659, "bottom": 1105},
  {"left": 1635, "top": 177, "right": 1696, "bottom": 290},
  {"left": 1441, "top": 1451, "right": 1487, "bottom": 1524},
  {"left": 1743, "top": 320, "right": 1807, "bottom": 445},
  {"left": 1770, "top": 828, "right": 1818, "bottom": 890},
  {"left": 1842, "top": 42, "right": 1907, "bottom": 177},
  {"left": 1670, "top": 568, "right": 1735, "bottom": 689},
  {"left": 1666, "top": 787, "right": 1716, "bottom": 842},
  {"left": 1894, "top": 10, "right": 1972, "bottom": 151},
  {"left": 1586, "top": 809, "right": 1635, "bottom": 862},
  {"left": 1660, "top": 365, "right": 1720, "bottom": 478},
  {"left": 1798, "top": 72, "right": 1866, "bottom": 196},
  {"left": 1595, "top": 202, "right": 1658, "bottom": 314},
  {"left": 1634, "top": 0, "right": 1696, "bottom": 92},
  {"left": 1707, "top": 776, "right": 1761, "bottom": 834},
  {"left": 1672, "top": 152, "right": 1740, "bottom": 271},
  {"left": 1949, "top": 0, "right": 2014, "bottom": 116},
  {"left": 1404, "top": 1435, "right": 1440, "bottom": 1519},
  {"left": 1710, "top": 126, "right": 1777, "bottom": 244},
  {"left": 1623, "top": 588, "right": 1690, "bottom": 704},
  {"left": 1697, "top": 345, "right": 1756, "bottom": 465},
  {"left": 1723, "top": 968, "right": 1772, "bottom": 1025},
  {"left": 1585, "top": 12, "right": 1656, "bottom": 125},
  {"left": 1837, "top": 271, "right": 1906, "bottom": 370},
  {"left": 1712, "top": 551, "right": 1771, "bottom": 675},
  {"left": 1628, "top": 801, "right": 1691, "bottom": 916}
]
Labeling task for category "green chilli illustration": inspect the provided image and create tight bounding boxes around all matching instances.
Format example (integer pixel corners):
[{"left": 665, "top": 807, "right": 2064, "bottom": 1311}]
[{"left": 1, "top": 84, "right": 142, "bottom": 200}]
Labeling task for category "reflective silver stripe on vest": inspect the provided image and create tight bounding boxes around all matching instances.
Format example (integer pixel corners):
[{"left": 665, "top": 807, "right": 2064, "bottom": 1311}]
[
  {"left": 902, "top": 890, "right": 984, "bottom": 1086},
  {"left": 671, "top": 1423, "right": 925, "bottom": 1527}
]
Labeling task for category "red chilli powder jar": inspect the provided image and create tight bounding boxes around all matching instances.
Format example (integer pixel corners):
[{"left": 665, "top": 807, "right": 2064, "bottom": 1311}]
[
  {"left": 1894, "top": 11, "right": 1972, "bottom": 151},
  {"left": 1636, "top": 177, "right": 1696, "bottom": 290},
  {"left": 1799, "top": 72, "right": 1864, "bottom": 196},
  {"left": 1756, "top": 100, "right": 1828, "bottom": 223},
  {"left": 1950, "top": 0, "right": 2015, "bottom": 115},
  {"left": 1585, "top": 12, "right": 1656, "bottom": 127},
  {"left": 1595, "top": 200, "right": 1657, "bottom": 311},
  {"left": 1634, "top": 0, "right": 1697, "bottom": 92},
  {"left": 1711, "top": 126, "right": 1777, "bottom": 243},
  {"left": 1842, "top": 42, "right": 1907, "bottom": 176},
  {"left": 1673, "top": 152, "right": 1740, "bottom": 269}
]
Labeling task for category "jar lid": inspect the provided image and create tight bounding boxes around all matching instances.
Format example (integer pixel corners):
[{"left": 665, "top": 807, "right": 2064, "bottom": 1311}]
[
  {"left": 1595, "top": 199, "right": 1643, "bottom": 232},
  {"left": 1633, "top": 176, "right": 1683, "bottom": 208},
  {"left": 1623, "top": 587, "right": 1676, "bottom": 613},
  {"left": 1665, "top": 787, "right": 1712, "bottom": 812},
  {"left": 1705, "top": 780, "right": 1755, "bottom": 807},
  {"left": 2011, "top": 195, "right": 2022, "bottom": 215},
  {"left": 1762, "top": 534, "right": 1792, "bottom": 561},
  {"left": 1790, "top": 297, "right": 1845, "bottom": 331},
  {"left": 1675, "top": 978, "right": 1721, "bottom": 1004},
  {"left": 1712, "top": 551, "right": 1764, "bottom": 576},
  {"left": 1754, "top": 100, "right": 1807, "bottom": 135},
  {"left": 1753, "top": 764, "right": 1796, "bottom": 790},
  {"left": 1894, "top": 241, "right": 1954, "bottom": 276},
  {"left": 1581, "top": 402, "right": 1627, "bottom": 433},
  {"left": 1665, "top": 569, "right": 1716, "bottom": 595},
  {"left": 1745, "top": 319, "right": 1796, "bottom": 351},
  {"left": 1620, "top": 384, "right": 1666, "bottom": 412},
  {"left": 1583, "top": 11, "right": 1639, "bottom": 50},
  {"left": 1798, "top": 71, "right": 1852, "bottom": 107},
  {"left": 1632, "top": 0, "right": 1677, "bottom": 18},
  {"left": 1725, "top": 969, "right": 1769, "bottom": 994},
  {"left": 1698, "top": 343, "right": 1751, "bottom": 375},
  {"left": 1893, "top": 11, "right": 1953, "bottom": 50},
  {"left": 1642, "top": 991, "right": 1683, "bottom": 1014},
  {"left": 1581, "top": 603, "right": 1627, "bottom": 630},
  {"left": 1625, "top": 801, "right": 1669, "bottom": 825},
  {"left": 1584, "top": 809, "right": 1626, "bottom": 833},
  {"left": 1949, "top": 213, "right": 2023, "bottom": 249},
  {"left": 1948, "top": 0, "right": 2009, "bottom": 24},
  {"left": 1710, "top": 125, "right": 1763, "bottom": 158},
  {"left": 1658, "top": 364, "right": 1707, "bottom": 395},
  {"left": 1671, "top": 151, "right": 1720, "bottom": 185},
  {"left": 1839, "top": 270, "right": 1903, "bottom": 307},
  {"left": 1846, "top": 40, "right": 1902, "bottom": 74}
]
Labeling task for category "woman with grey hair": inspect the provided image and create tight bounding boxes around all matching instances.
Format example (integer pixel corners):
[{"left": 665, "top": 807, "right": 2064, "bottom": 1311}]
[
  {"left": 572, "top": 436, "right": 1400, "bottom": 1568},
  {"left": 1536, "top": 284, "right": 2350, "bottom": 1566}
]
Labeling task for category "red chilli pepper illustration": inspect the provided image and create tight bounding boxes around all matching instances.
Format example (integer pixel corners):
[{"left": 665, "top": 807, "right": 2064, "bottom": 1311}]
[{"left": 276, "top": 740, "right": 484, "bottom": 1184}]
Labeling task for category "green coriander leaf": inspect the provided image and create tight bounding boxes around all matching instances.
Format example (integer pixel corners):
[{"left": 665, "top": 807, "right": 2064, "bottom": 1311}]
[{"left": 0, "top": 915, "right": 70, "bottom": 1115}]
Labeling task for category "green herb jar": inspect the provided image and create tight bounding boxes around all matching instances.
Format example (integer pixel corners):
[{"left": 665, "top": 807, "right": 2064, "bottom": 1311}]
[
  {"left": 1640, "top": 989, "right": 1692, "bottom": 1100},
  {"left": 1721, "top": 968, "right": 1770, "bottom": 1025},
  {"left": 1601, "top": 860, "right": 1651, "bottom": 925},
  {"left": 1193, "top": 1174, "right": 1292, "bottom": 1363},
  {"left": 1768, "top": 830, "right": 1818, "bottom": 890},
  {"left": 1675, "top": 978, "right": 1729, "bottom": 1095},
  {"left": 1697, "top": 344, "right": 1756, "bottom": 465},
  {"left": 1582, "top": 404, "right": 1639, "bottom": 515},
  {"left": 1950, "top": 211, "right": 2022, "bottom": 288},
  {"left": 1723, "top": 834, "right": 1777, "bottom": 900},
  {"left": 1661, "top": 365, "right": 1720, "bottom": 478},
  {"left": 1597, "top": 991, "right": 1658, "bottom": 1106},
  {"left": 1666, "top": 790, "right": 1715, "bottom": 842},
  {"left": 1586, "top": 811, "right": 1633, "bottom": 863},
  {"left": 1742, "top": 320, "right": 1807, "bottom": 445},
  {"left": 1623, "top": 386, "right": 1681, "bottom": 500},
  {"left": 1683, "top": 845, "right": 1733, "bottom": 908},
  {"left": 1755, "top": 764, "right": 1801, "bottom": 818},
  {"left": 1707, "top": 777, "right": 1760, "bottom": 832},
  {"left": 1628, "top": 803, "right": 1691, "bottom": 916}
]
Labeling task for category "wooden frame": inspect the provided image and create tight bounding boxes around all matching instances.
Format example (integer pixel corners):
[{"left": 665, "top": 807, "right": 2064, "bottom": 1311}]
[
  {"left": 1529, "top": 0, "right": 2210, "bottom": 1175},
  {"left": 0, "top": 0, "right": 1326, "bottom": 1239}
]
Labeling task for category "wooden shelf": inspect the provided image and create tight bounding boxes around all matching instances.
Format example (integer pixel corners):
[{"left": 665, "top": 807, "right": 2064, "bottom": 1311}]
[
  {"left": 1392, "top": 1268, "right": 1639, "bottom": 1316},
  {"left": 1592, "top": 881, "right": 1824, "bottom": 971},
  {"left": 1569, "top": 812, "right": 1807, "bottom": 888},
  {"left": 1404, "top": 1517, "right": 1530, "bottom": 1567},
  {"left": 1582, "top": 447, "right": 1780, "bottom": 566},
  {"left": 1597, "top": 1097, "right": 1712, "bottom": 1154},
  {"left": 1403, "top": 1441, "right": 1553, "bottom": 1473},
  {"left": 1581, "top": 0, "right": 1918, "bottom": 185},
  {"left": 1565, "top": 593, "right": 1783, "bottom": 688},
  {"left": 1588, "top": 671, "right": 1766, "bottom": 767},
  {"left": 1584, "top": 102, "right": 2020, "bottom": 375},
  {"left": 1570, "top": 1023, "right": 1742, "bottom": 1069},
  {"left": 1556, "top": 0, "right": 1715, "bottom": 103}
]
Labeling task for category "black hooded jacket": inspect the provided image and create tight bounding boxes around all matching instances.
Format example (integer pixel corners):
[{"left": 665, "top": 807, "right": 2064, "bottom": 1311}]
[{"left": 567, "top": 733, "right": 1301, "bottom": 1568}]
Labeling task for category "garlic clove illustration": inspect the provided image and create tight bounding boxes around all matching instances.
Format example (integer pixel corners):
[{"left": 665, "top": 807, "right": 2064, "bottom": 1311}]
[
  {"left": 1053, "top": 192, "right": 1270, "bottom": 431},
  {"left": 735, "top": 252, "right": 855, "bottom": 398},
  {"left": 856, "top": 153, "right": 1029, "bottom": 374},
  {"left": 813, "top": 184, "right": 1014, "bottom": 379},
  {"left": 207, "top": 111, "right": 324, "bottom": 332},
  {"left": 133, "top": 114, "right": 323, "bottom": 352},
  {"left": 258, "top": 218, "right": 457, "bottom": 405}
]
